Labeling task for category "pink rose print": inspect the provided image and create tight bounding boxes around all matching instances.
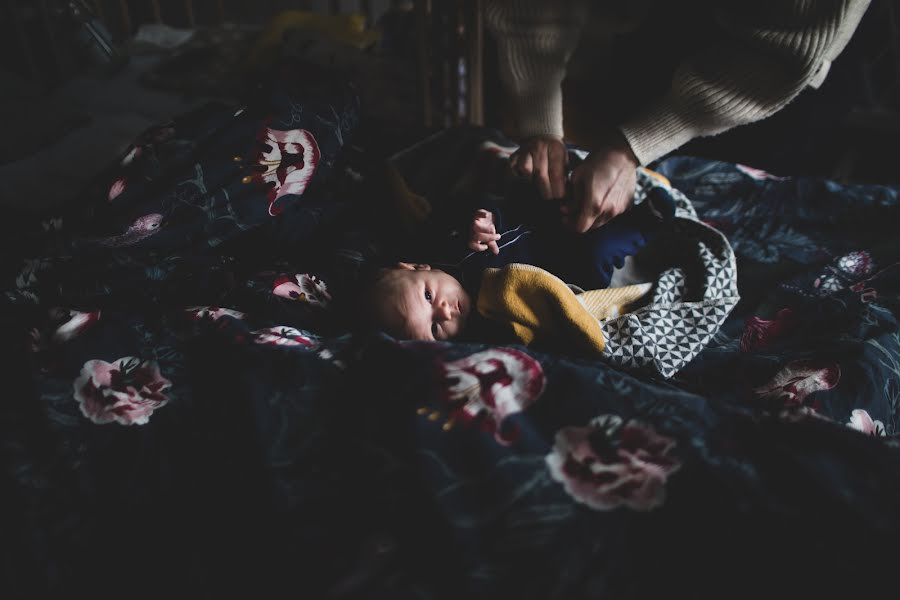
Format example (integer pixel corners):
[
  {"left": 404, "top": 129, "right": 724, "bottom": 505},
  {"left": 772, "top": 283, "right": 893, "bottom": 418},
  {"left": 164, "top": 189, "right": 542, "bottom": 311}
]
[
  {"left": 741, "top": 308, "right": 794, "bottom": 352},
  {"left": 73, "top": 357, "right": 171, "bottom": 425},
  {"left": 252, "top": 126, "right": 321, "bottom": 216},
  {"left": 837, "top": 251, "right": 874, "bottom": 277},
  {"left": 736, "top": 164, "right": 787, "bottom": 181},
  {"left": 94, "top": 213, "right": 164, "bottom": 247},
  {"left": 546, "top": 415, "right": 682, "bottom": 511},
  {"left": 49, "top": 308, "right": 101, "bottom": 343},
  {"left": 813, "top": 271, "right": 843, "bottom": 293},
  {"left": 185, "top": 306, "right": 246, "bottom": 321},
  {"left": 108, "top": 177, "right": 127, "bottom": 201},
  {"left": 814, "top": 251, "right": 876, "bottom": 295},
  {"left": 850, "top": 281, "right": 878, "bottom": 303},
  {"left": 847, "top": 409, "right": 886, "bottom": 436},
  {"left": 272, "top": 273, "right": 332, "bottom": 306},
  {"left": 753, "top": 359, "right": 841, "bottom": 412},
  {"left": 252, "top": 326, "right": 317, "bottom": 348},
  {"left": 432, "top": 348, "right": 545, "bottom": 445}
]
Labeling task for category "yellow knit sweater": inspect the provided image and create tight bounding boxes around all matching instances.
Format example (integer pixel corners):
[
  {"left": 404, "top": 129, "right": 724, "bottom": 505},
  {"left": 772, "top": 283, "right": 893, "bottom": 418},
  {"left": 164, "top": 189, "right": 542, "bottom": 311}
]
[{"left": 477, "top": 263, "right": 652, "bottom": 354}]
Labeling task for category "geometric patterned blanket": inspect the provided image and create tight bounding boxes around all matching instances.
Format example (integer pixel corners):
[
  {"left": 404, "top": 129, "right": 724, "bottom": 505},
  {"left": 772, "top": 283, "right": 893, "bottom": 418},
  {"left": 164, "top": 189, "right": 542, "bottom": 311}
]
[{"left": 602, "top": 168, "right": 739, "bottom": 377}]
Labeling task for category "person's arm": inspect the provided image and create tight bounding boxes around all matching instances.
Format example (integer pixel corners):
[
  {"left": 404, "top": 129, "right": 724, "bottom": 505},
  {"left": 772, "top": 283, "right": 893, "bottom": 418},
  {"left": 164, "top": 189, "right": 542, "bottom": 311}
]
[
  {"left": 485, "top": 0, "right": 587, "bottom": 139},
  {"left": 620, "top": 0, "right": 871, "bottom": 166},
  {"left": 569, "top": 0, "right": 870, "bottom": 233},
  {"left": 486, "top": 0, "right": 588, "bottom": 201},
  {"left": 488, "top": 0, "right": 870, "bottom": 233}
]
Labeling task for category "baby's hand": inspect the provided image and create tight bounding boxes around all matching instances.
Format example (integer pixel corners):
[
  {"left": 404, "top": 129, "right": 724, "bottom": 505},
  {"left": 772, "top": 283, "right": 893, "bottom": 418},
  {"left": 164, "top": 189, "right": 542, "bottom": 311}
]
[{"left": 469, "top": 209, "right": 500, "bottom": 255}]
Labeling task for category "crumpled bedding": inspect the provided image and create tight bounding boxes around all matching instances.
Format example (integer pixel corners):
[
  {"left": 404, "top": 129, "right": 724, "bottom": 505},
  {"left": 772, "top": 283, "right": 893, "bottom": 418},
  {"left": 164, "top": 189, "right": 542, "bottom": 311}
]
[{"left": 2, "top": 73, "right": 900, "bottom": 599}]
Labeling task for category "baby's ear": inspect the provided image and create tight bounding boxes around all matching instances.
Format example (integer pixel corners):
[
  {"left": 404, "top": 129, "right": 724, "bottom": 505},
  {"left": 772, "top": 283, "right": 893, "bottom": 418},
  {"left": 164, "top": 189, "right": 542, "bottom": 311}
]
[{"left": 396, "top": 262, "right": 431, "bottom": 271}]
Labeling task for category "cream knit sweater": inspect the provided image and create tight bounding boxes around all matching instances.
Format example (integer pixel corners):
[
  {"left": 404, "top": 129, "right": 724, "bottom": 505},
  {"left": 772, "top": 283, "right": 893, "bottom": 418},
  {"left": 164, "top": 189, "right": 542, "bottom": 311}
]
[{"left": 485, "top": 0, "right": 870, "bottom": 165}]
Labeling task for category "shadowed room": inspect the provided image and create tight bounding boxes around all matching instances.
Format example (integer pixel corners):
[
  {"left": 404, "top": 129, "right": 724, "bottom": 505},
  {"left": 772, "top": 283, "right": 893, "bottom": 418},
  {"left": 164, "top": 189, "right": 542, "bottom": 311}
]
[{"left": 2, "top": 2, "right": 900, "bottom": 599}]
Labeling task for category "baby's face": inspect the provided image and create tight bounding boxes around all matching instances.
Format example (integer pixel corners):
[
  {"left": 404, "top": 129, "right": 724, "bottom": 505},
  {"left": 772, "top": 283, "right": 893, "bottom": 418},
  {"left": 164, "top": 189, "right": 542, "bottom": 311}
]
[{"left": 371, "top": 264, "right": 471, "bottom": 341}]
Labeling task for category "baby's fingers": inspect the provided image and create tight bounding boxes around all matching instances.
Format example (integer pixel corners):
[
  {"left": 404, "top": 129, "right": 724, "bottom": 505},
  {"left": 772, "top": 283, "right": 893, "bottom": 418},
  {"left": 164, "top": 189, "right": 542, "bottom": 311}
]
[
  {"left": 469, "top": 230, "right": 501, "bottom": 253},
  {"left": 473, "top": 231, "right": 501, "bottom": 243},
  {"left": 468, "top": 239, "right": 501, "bottom": 254},
  {"left": 468, "top": 238, "right": 499, "bottom": 252},
  {"left": 473, "top": 221, "right": 496, "bottom": 236},
  {"left": 472, "top": 211, "right": 496, "bottom": 233}
]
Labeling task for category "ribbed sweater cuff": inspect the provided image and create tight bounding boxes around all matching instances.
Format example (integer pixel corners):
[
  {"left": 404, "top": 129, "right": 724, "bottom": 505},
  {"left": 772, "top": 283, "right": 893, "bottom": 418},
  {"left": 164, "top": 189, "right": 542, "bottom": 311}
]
[
  {"left": 619, "top": 99, "right": 707, "bottom": 166},
  {"left": 515, "top": 88, "right": 565, "bottom": 139}
]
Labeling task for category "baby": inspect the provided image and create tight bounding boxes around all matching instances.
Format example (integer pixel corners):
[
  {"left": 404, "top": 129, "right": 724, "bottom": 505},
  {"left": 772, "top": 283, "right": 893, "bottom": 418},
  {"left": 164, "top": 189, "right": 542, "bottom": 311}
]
[
  {"left": 361, "top": 179, "right": 675, "bottom": 342},
  {"left": 364, "top": 261, "right": 471, "bottom": 342}
]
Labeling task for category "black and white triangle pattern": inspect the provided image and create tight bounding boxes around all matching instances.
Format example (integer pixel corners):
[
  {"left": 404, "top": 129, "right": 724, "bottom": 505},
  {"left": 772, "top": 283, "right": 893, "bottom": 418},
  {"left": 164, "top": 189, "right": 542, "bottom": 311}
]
[
  {"left": 602, "top": 172, "right": 739, "bottom": 378},
  {"left": 635, "top": 170, "right": 697, "bottom": 220},
  {"left": 670, "top": 189, "right": 697, "bottom": 221},
  {"left": 652, "top": 267, "right": 687, "bottom": 306},
  {"left": 633, "top": 177, "right": 650, "bottom": 206},
  {"left": 603, "top": 299, "right": 738, "bottom": 378}
]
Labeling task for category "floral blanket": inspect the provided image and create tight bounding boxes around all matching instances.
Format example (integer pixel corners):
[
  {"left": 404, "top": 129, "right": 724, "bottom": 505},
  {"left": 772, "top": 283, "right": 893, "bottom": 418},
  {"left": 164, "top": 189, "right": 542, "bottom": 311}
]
[{"left": 3, "top": 74, "right": 900, "bottom": 599}]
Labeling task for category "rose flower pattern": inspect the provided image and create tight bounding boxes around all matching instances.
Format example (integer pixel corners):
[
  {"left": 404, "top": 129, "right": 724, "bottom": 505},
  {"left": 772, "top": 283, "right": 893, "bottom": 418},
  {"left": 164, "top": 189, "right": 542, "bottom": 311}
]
[
  {"left": 546, "top": 415, "right": 682, "bottom": 511},
  {"left": 73, "top": 357, "right": 172, "bottom": 425}
]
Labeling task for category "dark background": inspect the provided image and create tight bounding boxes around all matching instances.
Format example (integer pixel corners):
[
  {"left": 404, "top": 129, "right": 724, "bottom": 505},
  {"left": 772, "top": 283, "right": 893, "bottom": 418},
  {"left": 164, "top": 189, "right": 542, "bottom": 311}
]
[{"left": 2, "top": 0, "right": 898, "bottom": 186}]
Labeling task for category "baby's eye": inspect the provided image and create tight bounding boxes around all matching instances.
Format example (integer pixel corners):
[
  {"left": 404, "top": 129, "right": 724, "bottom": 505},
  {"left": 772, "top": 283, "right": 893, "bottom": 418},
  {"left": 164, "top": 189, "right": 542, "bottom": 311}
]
[{"left": 424, "top": 290, "right": 433, "bottom": 302}]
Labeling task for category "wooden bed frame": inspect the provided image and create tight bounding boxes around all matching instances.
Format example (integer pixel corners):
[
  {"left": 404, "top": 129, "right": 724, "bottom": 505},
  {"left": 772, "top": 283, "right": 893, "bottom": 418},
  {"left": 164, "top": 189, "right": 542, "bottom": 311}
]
[{"left": 4, "top": 0, "right": 484, "bottom": 129}]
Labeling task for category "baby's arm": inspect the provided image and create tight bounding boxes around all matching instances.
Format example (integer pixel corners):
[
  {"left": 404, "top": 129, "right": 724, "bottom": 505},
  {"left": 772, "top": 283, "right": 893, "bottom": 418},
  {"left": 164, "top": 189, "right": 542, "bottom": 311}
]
[{"left": 469, "top": 209, "right": 501, "bottom": 255}]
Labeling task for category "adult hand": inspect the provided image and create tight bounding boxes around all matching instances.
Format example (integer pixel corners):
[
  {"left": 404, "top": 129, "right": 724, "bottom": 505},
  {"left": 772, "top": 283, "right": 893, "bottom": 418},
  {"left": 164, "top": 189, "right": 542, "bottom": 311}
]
[
  {"left": 509, "top": 135, "right": 567, "bottom": 200},
  {"left": 564, "top": 133, "right": 639, "bottom": 233}
]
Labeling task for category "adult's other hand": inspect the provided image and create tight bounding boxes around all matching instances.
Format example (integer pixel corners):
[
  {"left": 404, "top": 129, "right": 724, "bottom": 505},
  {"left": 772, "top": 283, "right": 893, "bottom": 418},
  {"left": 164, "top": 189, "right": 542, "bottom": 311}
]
[{"left": 565, "top": 133, "right": 639, "bottom": 233}]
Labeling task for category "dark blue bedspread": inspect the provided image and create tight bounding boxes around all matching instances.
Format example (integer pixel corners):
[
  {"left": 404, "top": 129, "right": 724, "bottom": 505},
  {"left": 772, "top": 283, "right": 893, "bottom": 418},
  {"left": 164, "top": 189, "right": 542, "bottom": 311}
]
[{"left": 2, "top": 75, "right": 900, "bottom": 599}]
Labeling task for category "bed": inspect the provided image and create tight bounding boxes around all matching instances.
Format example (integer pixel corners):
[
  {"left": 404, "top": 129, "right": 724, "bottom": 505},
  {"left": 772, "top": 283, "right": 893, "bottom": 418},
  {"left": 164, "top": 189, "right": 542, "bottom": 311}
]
[
  {"left": 3, "top": 3, "right": 900, "bottom": 600},
  {"left": 2, "top": 62, "right": 899, "bottom": 597}
]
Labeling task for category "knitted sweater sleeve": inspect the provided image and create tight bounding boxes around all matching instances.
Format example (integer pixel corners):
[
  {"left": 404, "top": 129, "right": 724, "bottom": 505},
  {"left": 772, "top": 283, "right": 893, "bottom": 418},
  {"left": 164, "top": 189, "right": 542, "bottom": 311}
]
[
  {"left": 620, "top": 0, "right": 871, "bottom": 165},
  {"left": 484, "top": 0, "right": 589, "bottom": 139},
  {"left": 486, "top": 0, "right": 870, "bottom": 165}
]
